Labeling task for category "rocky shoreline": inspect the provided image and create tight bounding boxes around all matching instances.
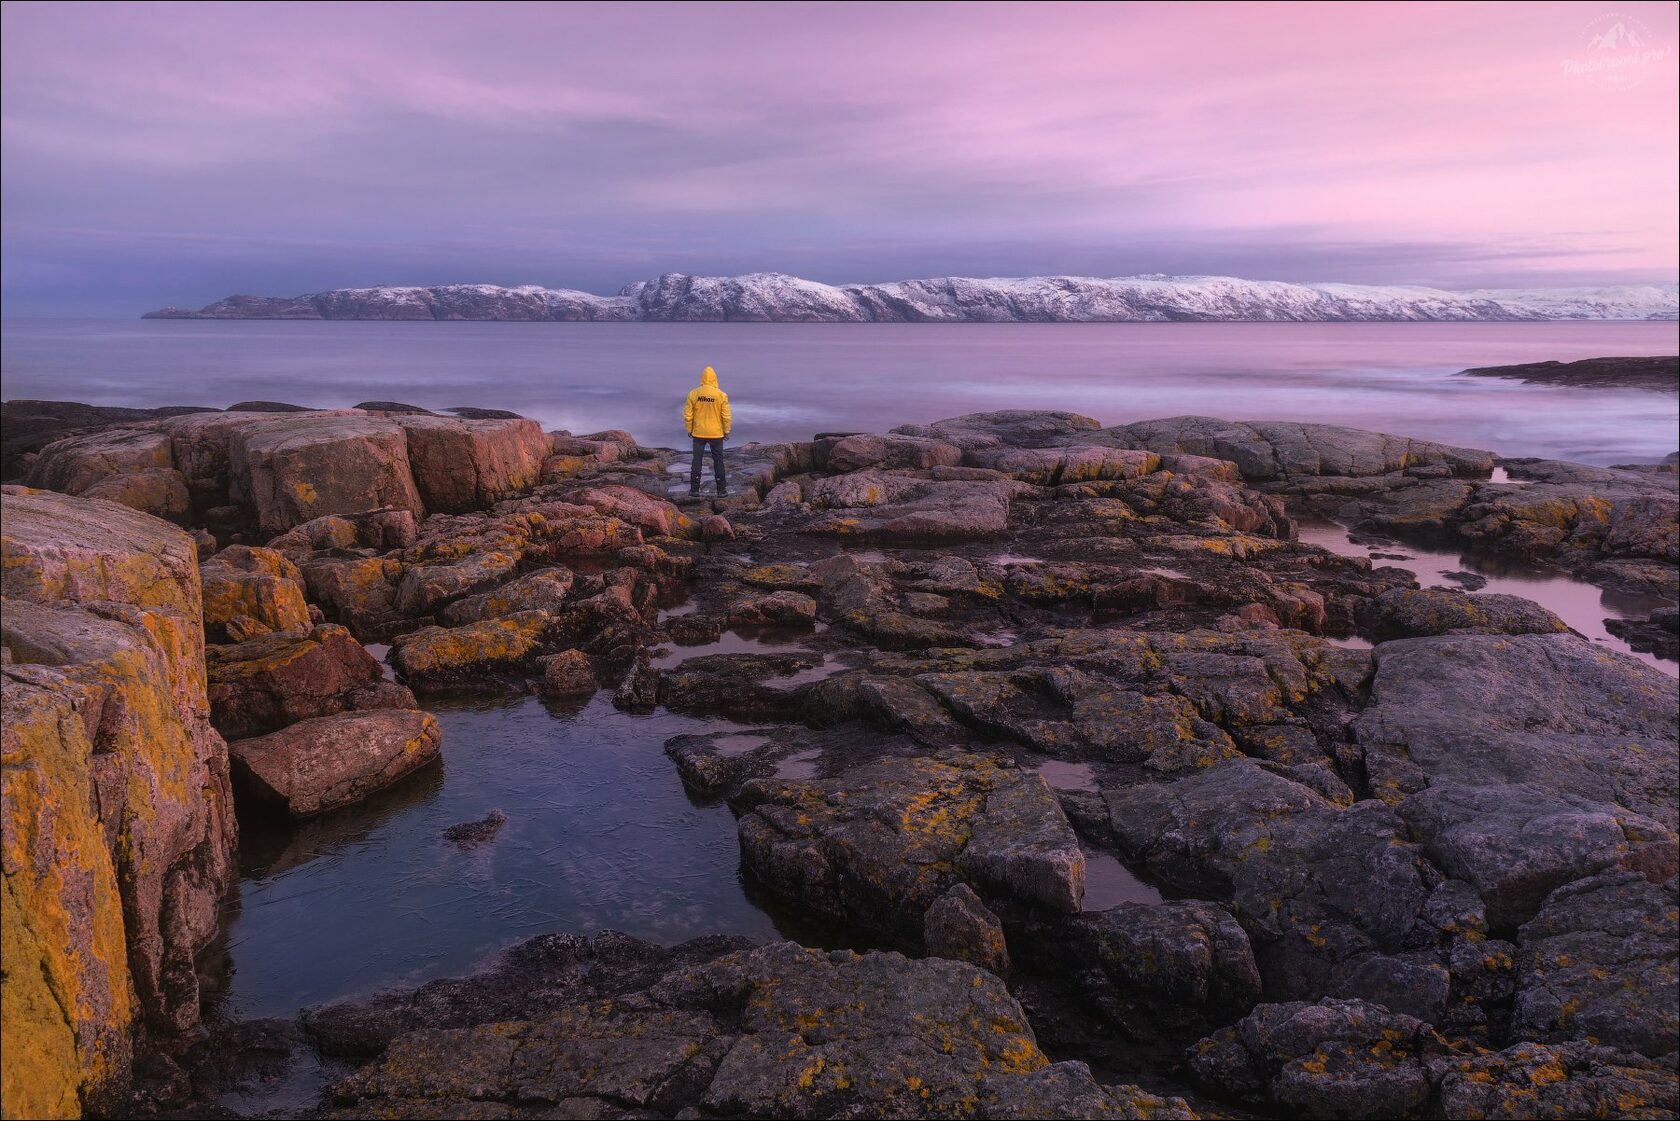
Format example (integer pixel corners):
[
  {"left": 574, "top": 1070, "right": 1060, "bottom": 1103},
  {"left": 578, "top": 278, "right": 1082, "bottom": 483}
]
[
  {"left": 2, "top": 400, "right": 1676, "bottom": 1119},
  {"left": 1461, "top": 355, "right": 1679, "bottom": 393}
]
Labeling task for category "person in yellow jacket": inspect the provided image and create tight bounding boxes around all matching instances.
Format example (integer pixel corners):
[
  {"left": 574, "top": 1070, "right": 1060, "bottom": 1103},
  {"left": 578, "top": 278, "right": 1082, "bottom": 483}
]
[{"left": 683, "top": 365, "right": 732, "bottom": 497}]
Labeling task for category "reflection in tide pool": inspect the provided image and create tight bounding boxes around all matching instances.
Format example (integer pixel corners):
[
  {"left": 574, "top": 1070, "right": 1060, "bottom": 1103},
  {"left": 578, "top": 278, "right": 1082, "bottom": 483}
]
[
  {"left": 1296, "top": 517, "right": 1675, "bottom": 677},
  {"left": 201, "top": 694, "right": 782, "bottom": 1021},
  {"left": 1082, "top": 848, "right": 1165, "bottom": 910}
]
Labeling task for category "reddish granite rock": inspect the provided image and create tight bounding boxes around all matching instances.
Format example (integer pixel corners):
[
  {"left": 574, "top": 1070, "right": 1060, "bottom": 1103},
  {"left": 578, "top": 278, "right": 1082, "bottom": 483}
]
[
  {"left": 229, "top": 708, "right": 441, "bottom": 817},
  {"left": 206, "top": 624, "right": 389, "bottom": 739},
  {"left": 395, "top": 416, "right": 548, "bottom": 514},
  {"left": 230, "top": 415, "right": 425, "bottom": 536}
]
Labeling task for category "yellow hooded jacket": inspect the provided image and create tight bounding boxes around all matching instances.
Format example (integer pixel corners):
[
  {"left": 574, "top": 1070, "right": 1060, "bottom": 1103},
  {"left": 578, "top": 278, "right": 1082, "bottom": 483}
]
[{"left": 684, "top": 367, "right": 732, "bottom": 440}]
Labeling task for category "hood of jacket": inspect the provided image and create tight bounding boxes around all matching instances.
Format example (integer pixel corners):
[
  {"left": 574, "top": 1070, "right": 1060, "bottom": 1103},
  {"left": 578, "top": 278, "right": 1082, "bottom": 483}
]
[{"left": 701, "top": 366, "right": 719, "bottom": 388}]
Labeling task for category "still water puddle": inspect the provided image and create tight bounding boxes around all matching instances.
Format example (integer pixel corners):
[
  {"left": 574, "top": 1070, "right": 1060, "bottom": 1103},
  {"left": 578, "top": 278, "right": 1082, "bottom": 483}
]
[
  {"left": 200, "top": 693, "right": 784, "bottom": 1022},
  {"left": 1082, "top": 848, "right": 1165, "bottom": 910},
  {"left": 651, "top": 626, "right": 818, "bottom": 669},
  {"left": 1296, "top": 516, "right": 1674, "bottom": 676},
  {"left": 1032, "top": 759, "right": 1100, "bottom": 793}
]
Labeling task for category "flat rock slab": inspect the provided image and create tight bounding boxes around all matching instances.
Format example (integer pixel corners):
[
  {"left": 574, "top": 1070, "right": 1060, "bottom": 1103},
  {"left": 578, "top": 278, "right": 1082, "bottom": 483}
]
[
  {"left": 326, "top": 940, "right": 1193, "bottom": 1120},
  {"left": 1353, "top": 632, "right": 1680, "bottom": 828},
  {"left": 229, "top": 708, "right": 441, "bottom": 817}
]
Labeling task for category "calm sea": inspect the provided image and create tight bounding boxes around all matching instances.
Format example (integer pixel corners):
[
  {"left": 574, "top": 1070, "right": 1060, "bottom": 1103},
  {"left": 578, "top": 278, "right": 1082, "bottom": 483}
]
[{"left": 3, "top": 319, "right": 1676, "bottom": 464}]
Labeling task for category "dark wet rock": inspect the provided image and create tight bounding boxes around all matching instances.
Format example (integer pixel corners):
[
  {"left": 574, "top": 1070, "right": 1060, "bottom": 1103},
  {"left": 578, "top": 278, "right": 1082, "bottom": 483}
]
[
  {"left": 229, "top": 708, "right": 441, "bottom": 818},
  {"left": 226, "top": 400, "right": 314, "bottom": 412},
  {"left": 445, "top": 407, "right": 525, "bottom": 420},
  {"left": 975, "top": 1061, "right": 1197, "bottom": 1119},
  {"left": 1605, "top": 605, "right": 1680, "bottom": 660},
  {"left": 1513, "top": 869, "right": 1678, "bottom": 1057},
  {"left": 206, "top": 623, "right": 395, "bottom": 739},
  {"left": 1049, "top": 900, "right": 1262, "bottom": 1033},
  {"left": 1439, "top": 569, "right": 1488, "bottom": 590},
  {"left": 923, "top": 882, "right": 1011, "bottom": 975},
  {"left": 658, "top": 651, "right": 824, "bottom": 721},
  {"left": 0, "top": 398, "right": 216, "bottom": 480},
  {"left": 1461, "top": 355, "right": 1678, "bottom": 392},
  {"left": 537, "top": 649, "right": 596, "bottom": 696},
  {"left": 737, "top": 754, "right": 1084, "bottom": 941},
  {"left": 442, "top": 808, "right": 507, "bottom": 844},
  {"left": 1108, "top": 761, "right": 1441, "bottom": 1000},
  {"left": 321, "top": 938, "right": 1184, "bottom": 1120},
  {"left": 304, "top": 931, "right": 753, "bottom": 1058},
  {"left": 353, "top": 401, "right": 439, "bottom": 415},
  {"left": 1187, "top": 997, "right": 1445, "bottom": 1118},
  {"left": 612, "top": 650, "right": 660, "bottom": 711},
  {"left": 1357, "top": 586, "right": 1568, "bottom": 640}
]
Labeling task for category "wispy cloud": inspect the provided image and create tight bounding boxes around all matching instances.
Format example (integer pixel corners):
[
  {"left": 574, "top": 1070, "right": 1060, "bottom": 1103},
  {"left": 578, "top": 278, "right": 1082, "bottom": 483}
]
[{"left": 3, "top": 0, "right": 1675, "bottom": 314}]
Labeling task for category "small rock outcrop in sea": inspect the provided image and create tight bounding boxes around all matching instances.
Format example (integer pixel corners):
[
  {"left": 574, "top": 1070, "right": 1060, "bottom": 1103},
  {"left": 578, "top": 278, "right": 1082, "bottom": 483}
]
[
  {"left": 1461, "top": 354, "right": 1679, "bottom": 392},
  {"left": 2, "top": 402, "right": 1676, "bottom": 1119},
  {"left": 442, "top": 808, "right": 507, "bottom": 844}
]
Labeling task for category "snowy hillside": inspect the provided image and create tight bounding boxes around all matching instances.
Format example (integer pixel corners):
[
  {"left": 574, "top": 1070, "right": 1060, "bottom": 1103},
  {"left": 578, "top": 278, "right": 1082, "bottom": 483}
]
[{"left": 145, "top": 272, "right": 1680, "bottom": 322}]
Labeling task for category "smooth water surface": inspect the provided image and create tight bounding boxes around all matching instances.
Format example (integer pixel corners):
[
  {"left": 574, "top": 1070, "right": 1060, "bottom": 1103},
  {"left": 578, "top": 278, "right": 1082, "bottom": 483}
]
[
  {"left": 201, "top": 693, "right": 784, "bottom": 1021},
  {"left": 4, "top": 319, "right": 1676, "bottom": 464}
]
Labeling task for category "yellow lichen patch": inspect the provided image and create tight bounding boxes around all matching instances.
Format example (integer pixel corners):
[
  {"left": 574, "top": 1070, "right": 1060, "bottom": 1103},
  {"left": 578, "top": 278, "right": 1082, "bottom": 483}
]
[{"left": 2, "top": 675, "right": 136, "bottom": 1120}]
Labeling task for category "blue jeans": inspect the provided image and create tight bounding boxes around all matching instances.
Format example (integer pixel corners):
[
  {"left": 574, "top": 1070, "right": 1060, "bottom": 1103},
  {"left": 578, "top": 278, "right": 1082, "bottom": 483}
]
[{"left": 690, "top": 437, "right": 726, "bottom": 492}]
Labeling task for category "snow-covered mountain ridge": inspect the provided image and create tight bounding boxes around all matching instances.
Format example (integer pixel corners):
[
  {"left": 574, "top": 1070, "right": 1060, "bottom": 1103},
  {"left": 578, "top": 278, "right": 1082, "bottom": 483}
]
[{"left": 144, "top": 272, "right": 1680, "bottom": 322}]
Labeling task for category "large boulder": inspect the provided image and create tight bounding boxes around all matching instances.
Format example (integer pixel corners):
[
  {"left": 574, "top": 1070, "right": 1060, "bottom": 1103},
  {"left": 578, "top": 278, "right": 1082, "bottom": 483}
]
[
  {"left": 230, "top": 415, "right": 425, "bottom": 536},
  {"left": 23, "top": 426, "right": 173, "bottom": 494},
  {"left": 229, "top": 708, "right": 441, "bottom": 817},
  {"left": 394, "top": 416, "right": 548, "bottom": 513},
  {"left": 206, "top": 624, "right": 397, "bottom": 740},
  {"left": 1, "top": 489, "right": 236, "bottom": 1113}
]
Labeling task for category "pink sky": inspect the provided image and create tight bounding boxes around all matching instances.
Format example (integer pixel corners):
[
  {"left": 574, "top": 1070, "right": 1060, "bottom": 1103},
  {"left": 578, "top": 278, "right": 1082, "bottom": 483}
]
[{"left": 2, "top": 1, "right": 1676, "bottom": 313}]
